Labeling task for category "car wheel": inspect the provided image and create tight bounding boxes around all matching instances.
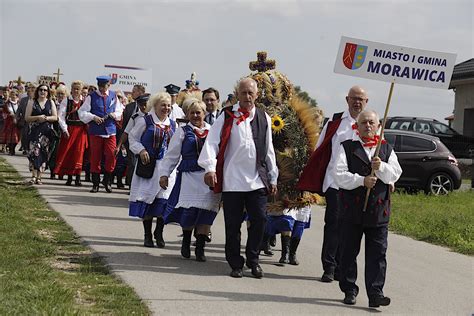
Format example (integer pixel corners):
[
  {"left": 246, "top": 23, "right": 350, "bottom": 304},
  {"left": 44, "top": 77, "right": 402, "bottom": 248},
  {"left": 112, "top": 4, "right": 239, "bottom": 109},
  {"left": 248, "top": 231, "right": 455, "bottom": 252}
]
[{"left": 425, "top": 172, "right": 454, "bottom": 195}]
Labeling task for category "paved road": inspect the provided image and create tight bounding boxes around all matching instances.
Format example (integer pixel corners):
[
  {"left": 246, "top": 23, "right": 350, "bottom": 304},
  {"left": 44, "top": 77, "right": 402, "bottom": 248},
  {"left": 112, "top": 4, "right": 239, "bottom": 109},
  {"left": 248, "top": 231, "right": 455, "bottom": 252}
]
[{"left": 3, "top": 154, "right": 473, "bottom": 315}]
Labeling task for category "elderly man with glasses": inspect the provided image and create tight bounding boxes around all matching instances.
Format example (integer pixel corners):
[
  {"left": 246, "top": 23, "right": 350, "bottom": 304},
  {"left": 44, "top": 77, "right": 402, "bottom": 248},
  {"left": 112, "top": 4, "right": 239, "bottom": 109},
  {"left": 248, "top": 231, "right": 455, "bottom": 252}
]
[{"left": 298, "top": 85, "right": 369, "bottom": 283}]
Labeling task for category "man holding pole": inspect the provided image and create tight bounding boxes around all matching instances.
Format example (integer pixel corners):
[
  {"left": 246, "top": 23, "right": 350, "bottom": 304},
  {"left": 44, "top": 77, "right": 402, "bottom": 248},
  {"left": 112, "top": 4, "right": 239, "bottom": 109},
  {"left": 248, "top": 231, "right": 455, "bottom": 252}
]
[
  {"left": 334, "top": 109, "right": 402, "bottom": 308},
  {"left": 298, "top": 85, "right": 369, "bottom": 282}
]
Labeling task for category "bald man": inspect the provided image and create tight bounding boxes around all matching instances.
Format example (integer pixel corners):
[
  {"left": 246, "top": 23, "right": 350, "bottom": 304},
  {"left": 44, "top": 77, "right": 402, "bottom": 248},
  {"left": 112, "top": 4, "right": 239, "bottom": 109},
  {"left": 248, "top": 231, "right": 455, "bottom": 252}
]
[{"left": 315, "top": 86, "right": 369, "bottom": 282}]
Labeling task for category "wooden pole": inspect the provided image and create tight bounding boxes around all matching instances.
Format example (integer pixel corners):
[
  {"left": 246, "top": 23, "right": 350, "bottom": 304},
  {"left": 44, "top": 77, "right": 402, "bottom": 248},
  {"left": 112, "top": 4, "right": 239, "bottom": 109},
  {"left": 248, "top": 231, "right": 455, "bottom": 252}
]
[{"left": 362, "top": 81, "right": 395, "bottom": 212}]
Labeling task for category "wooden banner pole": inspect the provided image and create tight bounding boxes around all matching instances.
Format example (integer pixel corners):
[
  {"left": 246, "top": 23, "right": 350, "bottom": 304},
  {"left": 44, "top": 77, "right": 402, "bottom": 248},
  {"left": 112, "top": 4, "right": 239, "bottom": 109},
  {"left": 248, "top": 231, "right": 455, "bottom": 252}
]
[{"left": 362, "top": 81, "right": 395, "bottom": 212}]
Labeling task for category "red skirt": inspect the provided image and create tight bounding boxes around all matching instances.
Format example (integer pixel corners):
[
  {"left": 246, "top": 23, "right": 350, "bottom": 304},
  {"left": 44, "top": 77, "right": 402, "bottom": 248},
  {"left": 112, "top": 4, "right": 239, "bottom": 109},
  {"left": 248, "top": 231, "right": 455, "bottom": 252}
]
[
  {"left": 1, "top": 116, "right": 19, "bottom": 144},
  {"left": 54, "top": 125, "right": 89, "bottom": 175}
]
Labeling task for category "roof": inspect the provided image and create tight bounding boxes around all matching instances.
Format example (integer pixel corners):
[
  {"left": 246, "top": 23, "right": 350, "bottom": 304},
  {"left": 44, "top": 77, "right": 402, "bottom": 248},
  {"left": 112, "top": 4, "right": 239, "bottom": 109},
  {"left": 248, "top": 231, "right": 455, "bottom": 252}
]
[{"left": 449, "top": 58, "right": 474, "bottom": 87}]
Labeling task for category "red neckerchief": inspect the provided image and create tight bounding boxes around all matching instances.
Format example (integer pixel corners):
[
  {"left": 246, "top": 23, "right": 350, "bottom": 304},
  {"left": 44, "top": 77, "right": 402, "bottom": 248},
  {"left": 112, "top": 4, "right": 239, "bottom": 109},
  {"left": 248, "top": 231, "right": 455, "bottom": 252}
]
[
  {"left": 352, "top": 123, "right": 386, "bottom": 148},
  {"left": 193, "top": 128, "right": 209, "bottom": 138},
  {"left": 226, "top": 108, "right": 250, "bottom": 125}
]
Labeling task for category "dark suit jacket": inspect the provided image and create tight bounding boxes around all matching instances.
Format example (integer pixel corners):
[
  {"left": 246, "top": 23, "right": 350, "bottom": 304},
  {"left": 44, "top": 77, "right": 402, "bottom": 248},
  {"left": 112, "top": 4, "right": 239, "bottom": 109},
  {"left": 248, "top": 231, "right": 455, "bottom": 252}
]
[
  {"left": 16, "top": 96, "right": 30, "bottom": 127},
  {"left": 122, "top": 101, "right": 138, "bottom": 133}
]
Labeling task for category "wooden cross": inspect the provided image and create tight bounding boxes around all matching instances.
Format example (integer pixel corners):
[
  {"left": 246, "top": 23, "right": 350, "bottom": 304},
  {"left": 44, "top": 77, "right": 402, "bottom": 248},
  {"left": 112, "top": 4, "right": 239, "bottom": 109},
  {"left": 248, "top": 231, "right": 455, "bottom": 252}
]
[
  {"left": 53, "top": 67, "right": 63, "bottom": 83},
  {"left": 249, "top": 51, "right": 276, "bottom": 72},
  {"left": 15, "top": 76, "right": 25, "bottom": 86}
]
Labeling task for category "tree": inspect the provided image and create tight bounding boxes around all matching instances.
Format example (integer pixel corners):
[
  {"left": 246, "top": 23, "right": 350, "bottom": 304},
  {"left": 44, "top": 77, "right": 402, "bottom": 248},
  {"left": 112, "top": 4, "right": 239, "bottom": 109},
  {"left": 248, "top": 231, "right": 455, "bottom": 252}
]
[{"left": 294, "top": 85, "right": 318, "bottom": 107}]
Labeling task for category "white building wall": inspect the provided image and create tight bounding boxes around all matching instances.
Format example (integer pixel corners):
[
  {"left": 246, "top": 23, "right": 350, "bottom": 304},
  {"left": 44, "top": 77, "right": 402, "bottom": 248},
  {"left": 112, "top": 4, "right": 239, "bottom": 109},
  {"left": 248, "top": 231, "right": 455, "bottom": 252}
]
[{"left": 452, "top": 83, "right": 474, "bottom": 134}]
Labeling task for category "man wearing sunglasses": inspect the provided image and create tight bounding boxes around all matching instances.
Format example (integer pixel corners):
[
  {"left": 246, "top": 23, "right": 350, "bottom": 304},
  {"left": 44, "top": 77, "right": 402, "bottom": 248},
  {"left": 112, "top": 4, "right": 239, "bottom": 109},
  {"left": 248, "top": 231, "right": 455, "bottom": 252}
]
[{"left": 78, "top": 76, "right": 123, "bottom": 193}]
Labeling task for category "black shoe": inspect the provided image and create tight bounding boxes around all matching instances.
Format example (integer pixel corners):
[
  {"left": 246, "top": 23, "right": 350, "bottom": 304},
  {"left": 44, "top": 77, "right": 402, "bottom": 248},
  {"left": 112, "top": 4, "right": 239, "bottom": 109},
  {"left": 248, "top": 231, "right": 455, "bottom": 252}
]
[
  {"left": 260, "top": 234, "right": 274, "bottom": 256},
  {"left": 279, "top": 235, "right": 291, "bottom": 264},
  {"left": 154, "top": 218, "right": 165, "bottom": 248},
  {"left": 181, "top": 230, "right": 192, "bottom": 259},
  {"left": 205, "top": 231, "right": 212, "bottom": 243},
  {"left": 321, "top": 271, "right": 334, "bottom": 283},
  {"left": 250, "top": 264, "right": 264, "bottom": 279},
  {"left": 103, "top": 173, "right": 113, "bottom": 193},
  {"left": 288, "top": 237, "right": 300, "bottom": 265},
  {"left": 269, "top": 235, "right": 276, "bottom": 247},
  {"left": 230, "top": 268, "right": 243, "bottom": 278},
  {"left": 144, "top": 234, "right": 154, "bottom": 247},
  {"left": 343, "top": 292, "right": 357, "bottom": 305},
  {"left": 90, "top": 184, "right": 99, "bottom": 193},
  {"left": 195, "top": 234, "right": 207, "bottom": 262},
  {"left": 369, "top": 296, "right": 391, "bottom": 308},
  {"left": 65, "top": 176, "right": 73, "bottom": 186},
  {"left": 74, "top": 178, "right": 82, "bottom": 187}
]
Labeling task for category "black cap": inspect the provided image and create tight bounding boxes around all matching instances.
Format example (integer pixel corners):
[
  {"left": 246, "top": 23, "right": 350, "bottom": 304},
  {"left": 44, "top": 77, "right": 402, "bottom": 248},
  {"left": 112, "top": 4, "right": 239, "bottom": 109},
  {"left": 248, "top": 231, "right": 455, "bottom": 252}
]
[
  {"left": 136, "top": 93, "right": 150, "bottom": 104},
  {"left": 164, "top": 84, "right": 181, "bottom": 95}
]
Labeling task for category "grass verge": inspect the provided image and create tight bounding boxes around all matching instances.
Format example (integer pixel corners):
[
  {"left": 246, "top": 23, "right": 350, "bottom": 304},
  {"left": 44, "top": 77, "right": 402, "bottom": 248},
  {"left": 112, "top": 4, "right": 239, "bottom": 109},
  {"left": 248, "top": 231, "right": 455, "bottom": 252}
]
[
  {"left": 0, "top": 158, "right": 150, "bottom": 315},
  {"left": 390, "top": 190, "right": 474, "bottom": 255}
]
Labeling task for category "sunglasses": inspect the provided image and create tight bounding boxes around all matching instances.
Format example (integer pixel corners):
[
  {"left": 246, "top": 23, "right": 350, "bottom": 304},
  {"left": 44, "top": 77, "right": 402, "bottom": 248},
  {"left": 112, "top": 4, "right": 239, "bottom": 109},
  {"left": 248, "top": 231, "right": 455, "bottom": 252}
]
[{"left": 39, "top": 89, "right": 48, "bottom": 92}]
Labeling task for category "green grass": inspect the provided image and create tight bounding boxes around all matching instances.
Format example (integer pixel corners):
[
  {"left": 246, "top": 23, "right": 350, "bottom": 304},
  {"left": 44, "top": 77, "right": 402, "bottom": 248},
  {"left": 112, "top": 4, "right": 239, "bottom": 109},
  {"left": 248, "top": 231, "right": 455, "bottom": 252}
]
[
  {"left": 390, "top": 190, "right": 474, "bottom": 255},
  {"left": 0, "top": 158, "right": 150, "bottom": 315}
]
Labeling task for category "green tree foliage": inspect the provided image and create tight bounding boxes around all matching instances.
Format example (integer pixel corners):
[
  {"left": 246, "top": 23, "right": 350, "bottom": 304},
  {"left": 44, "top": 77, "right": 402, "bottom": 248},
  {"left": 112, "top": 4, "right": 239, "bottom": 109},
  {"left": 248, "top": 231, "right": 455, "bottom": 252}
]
[{"left": 294, "top": 85, "right": 318, "bottom": 107}]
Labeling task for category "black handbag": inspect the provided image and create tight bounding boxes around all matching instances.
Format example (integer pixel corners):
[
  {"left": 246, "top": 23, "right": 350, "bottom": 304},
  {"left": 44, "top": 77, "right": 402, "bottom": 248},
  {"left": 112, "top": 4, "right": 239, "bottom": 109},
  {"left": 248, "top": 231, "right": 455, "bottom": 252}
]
[{"left": 135, "top": 157, "right": 156, "bottom": 179}]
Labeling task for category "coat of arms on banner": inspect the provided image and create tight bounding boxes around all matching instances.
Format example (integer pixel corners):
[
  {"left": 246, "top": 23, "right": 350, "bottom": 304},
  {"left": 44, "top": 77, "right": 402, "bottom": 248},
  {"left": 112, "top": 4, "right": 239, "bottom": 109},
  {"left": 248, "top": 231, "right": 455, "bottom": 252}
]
[{"left": 343, "top": 43, "right": 368, "bottom": 70}]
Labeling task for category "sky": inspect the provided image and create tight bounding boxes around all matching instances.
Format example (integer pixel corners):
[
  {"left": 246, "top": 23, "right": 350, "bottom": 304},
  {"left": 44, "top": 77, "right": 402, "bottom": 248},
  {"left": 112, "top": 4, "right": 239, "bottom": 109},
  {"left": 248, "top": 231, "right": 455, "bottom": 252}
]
[{"left": 1, "top": 0, "right": 472, "bottom": 123}]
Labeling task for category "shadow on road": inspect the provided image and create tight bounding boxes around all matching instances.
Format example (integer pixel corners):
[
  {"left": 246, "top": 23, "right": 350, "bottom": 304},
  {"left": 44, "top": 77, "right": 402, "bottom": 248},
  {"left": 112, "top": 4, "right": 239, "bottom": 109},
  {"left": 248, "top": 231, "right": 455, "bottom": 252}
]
[{"left": 181, "top": 290, "right": 381, "bottom": 312}]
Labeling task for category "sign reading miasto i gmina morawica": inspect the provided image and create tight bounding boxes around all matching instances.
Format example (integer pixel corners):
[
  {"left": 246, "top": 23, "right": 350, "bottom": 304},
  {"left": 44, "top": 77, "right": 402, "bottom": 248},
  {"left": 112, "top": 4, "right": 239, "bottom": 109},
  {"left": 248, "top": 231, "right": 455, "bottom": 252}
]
[{"left": 334, "top": 36, "right": 457, "bottom": 89}]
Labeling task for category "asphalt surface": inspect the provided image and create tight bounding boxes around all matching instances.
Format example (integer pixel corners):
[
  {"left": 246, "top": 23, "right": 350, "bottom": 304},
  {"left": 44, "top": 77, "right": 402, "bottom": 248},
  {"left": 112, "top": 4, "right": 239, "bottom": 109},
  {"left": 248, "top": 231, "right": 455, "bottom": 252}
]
[{"left": 3, "top": 153, "right": 473, "bottom": 315}]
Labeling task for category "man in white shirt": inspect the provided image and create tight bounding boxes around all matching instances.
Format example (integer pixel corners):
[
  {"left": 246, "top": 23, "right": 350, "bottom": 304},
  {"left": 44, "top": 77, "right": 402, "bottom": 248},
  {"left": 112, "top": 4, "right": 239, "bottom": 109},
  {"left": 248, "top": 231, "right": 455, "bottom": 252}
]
[
  {"left": 165, "top": 84, "right": 185, "bottom": 122},
  {"left": 198, "top": 78, "right": 278, "bottom": 279},
  {"left": 78, "top": 76, "right": 123, "bottom": 193},
  {"left": 298, "top": 86, "right": 369, "bottom": 283},
  {"left": 334, "top": 109, "right": 401, "bottom": 308},
  {"left": 202, "top": 87, "right": 220, "bottom": 125}
]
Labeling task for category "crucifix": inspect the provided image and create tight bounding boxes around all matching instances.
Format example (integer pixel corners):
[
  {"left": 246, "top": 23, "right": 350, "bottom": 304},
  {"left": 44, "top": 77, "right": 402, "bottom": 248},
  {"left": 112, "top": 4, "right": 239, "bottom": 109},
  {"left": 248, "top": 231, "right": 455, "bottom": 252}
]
[
  {"left": 249, "top": 51, "right": 276, "bottom": 72},
  {"left": 53, "top": 67, "right": 64, "bottom": 83},
  {"left": 15, "top": 76, "right": 25, "bottom": 86}
]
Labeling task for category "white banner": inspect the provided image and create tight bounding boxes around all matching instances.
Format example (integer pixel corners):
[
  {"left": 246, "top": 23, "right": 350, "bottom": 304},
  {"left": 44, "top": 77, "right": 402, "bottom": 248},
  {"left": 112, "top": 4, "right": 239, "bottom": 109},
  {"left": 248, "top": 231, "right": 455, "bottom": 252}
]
[
  {"left": 104, "top": 65, "right": 152, "bottom": 93},
  {"left": 334, "top": 36, "right": 457, "bottom": 89},
  {"left": 37, "top": 75, "right": 55, "bottom": 86}
]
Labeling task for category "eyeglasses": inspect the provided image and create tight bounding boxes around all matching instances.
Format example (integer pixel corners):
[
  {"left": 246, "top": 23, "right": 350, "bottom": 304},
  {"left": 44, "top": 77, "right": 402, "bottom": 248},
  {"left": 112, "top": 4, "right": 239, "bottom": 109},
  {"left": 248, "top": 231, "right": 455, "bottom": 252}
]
[
  {"left": 348, "top": 96, "right": 367, "bottom": 102},
  {"left": 39, "top": 89, "right": 48, "bottom": 92}
]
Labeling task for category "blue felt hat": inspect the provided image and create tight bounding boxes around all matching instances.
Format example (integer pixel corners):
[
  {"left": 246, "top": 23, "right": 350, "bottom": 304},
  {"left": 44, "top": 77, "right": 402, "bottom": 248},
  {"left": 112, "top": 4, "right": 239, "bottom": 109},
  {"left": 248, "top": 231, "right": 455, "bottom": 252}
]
[
  {"left": 96, "top": 75, "right": 111, "bottom": 85},
  {"left": 164, "top": 84, "right": 181, "bottom": 95}
]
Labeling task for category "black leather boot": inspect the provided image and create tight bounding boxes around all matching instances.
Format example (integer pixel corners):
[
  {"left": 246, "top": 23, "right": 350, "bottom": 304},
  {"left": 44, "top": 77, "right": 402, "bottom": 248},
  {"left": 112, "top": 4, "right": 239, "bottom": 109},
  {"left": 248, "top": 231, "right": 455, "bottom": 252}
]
[
  {"left": 74, "top": 174, "right": 82, "bottom": 187},
  {"left": 143, "top": 219, "right": 154, "bottom": 248},
  {"left": 261, "top": 234, "right": 274, "bottom": 256},
  {"left": 154, "top": 217, "right": 165, "bottom": 248},
  {"left": 289, "top": 237, "right": 301, "bottom": 265},
  {"left": 90, "top": 173, "right": 100, "bottom": 193},
  {"left": 103, "top": 173, "right": 113, "bottom": 193},
  {"left": 181, "top": 230, "right": 192, "bottom": 258},
  {"left": 65, "top": 175, "right": 73, "bottom": 186},
  {"left": 279, "top": 235, "right": 291, "bottom": 264},
  {"left": 195, "top": 234, "right": 207, "bottom": 262}
]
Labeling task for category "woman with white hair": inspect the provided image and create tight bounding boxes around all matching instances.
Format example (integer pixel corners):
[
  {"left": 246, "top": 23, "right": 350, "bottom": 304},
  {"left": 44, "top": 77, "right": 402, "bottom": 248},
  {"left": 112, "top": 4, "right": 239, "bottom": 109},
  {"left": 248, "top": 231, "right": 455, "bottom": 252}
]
[
  {"left": 159, "top": 100, "right": 221, "bottom": 262},
  {"left": 128, "top": 92, "right": 177, "bottom": 248}
]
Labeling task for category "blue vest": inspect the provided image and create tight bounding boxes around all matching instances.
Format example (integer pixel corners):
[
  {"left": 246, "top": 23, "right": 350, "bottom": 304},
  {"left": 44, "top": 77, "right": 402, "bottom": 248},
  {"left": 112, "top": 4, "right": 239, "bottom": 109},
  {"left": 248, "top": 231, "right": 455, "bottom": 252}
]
[
  {"left": 140, "top": 115, "right": 176, "bottom": 160},
  {"left": 88, "top": 90, "right": 117, "bottom": 136}
]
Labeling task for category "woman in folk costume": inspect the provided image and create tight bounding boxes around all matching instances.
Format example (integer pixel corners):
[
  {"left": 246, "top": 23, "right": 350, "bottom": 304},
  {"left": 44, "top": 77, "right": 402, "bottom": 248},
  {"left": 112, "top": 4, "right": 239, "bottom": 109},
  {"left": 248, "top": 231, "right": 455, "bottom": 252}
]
[
  {"left": 128, "top": 92, "right": 177, "bottom": 248},
  {"left": 2, "top": 88, "right": 20, "bottom": 155},
  {"left": 48, "top": 84, "right": 67, "bottom": 179},
  {"left": 54, "top": 81, "right": 89, "bottom": 186},
  {"left": 25, "top": 84, "right": 58, "bottom": 184},
  {"left": 158, "top": 100, "right": 221, "bottom": 262}
]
